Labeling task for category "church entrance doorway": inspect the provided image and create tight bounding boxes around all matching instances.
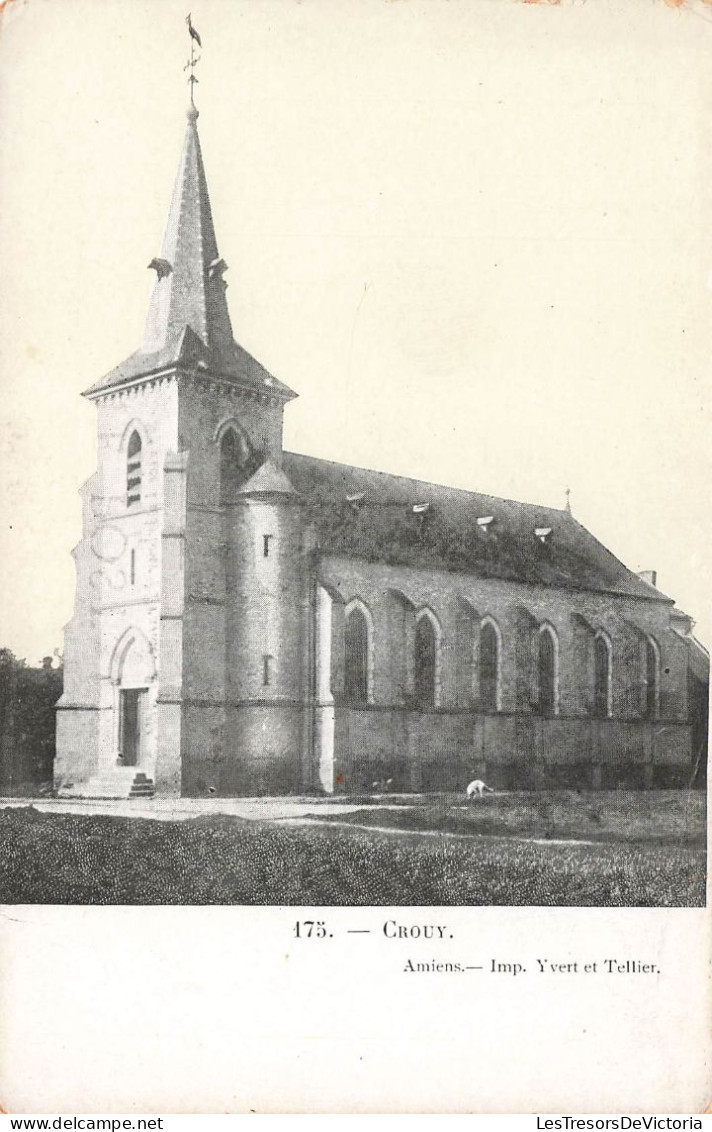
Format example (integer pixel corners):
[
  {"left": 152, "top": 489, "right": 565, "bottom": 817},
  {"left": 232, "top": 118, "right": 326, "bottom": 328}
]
[{"left": 119, "top": 688, "right": 146, "bottom": 766}]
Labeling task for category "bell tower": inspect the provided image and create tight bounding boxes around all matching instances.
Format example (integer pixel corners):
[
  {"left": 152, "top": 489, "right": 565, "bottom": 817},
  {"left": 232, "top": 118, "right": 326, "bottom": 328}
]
[{"left": 56, "top": 39, "right": 306, "bottom": 798}]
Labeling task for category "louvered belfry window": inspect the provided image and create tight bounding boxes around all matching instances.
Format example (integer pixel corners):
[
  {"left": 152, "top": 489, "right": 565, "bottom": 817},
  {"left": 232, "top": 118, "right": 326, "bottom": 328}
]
[
  {"left": 344, "top": 606, "right": 369, "bottom": 704},
  {"left": 126, "top": 431, "right": 142, "bottom": 507}
]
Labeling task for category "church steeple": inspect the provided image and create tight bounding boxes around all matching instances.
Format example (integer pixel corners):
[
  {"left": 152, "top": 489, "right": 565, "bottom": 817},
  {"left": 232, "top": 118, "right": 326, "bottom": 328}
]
[
  {"left": 84, "top": 80, "right": 295, "bottom": 400},
  {"left": 141, "top": 105, "right": 234, "bottom": 366}
]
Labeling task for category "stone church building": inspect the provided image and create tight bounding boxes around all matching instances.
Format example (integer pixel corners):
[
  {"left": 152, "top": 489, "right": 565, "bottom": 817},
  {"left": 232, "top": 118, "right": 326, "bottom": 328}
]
[{"left": 55, "top": 106, "right": 709, "bottom": 798}]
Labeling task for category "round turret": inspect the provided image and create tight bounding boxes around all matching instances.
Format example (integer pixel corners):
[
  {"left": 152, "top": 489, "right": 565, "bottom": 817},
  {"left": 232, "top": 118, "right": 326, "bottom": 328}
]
[{"left": 222, "top": 460, "right": 309, "bottom": 794}]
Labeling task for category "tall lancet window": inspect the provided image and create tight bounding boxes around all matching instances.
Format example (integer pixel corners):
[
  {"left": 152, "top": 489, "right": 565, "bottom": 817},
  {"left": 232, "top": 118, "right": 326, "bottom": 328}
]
[
  {"left": 480, "top": 619, "right": 501, "bottom": 712},
  {"left": 537, "top": 625, "right": 558, "bottom": 717},
  {"left": 643, "top": 636, "right": 660, "bottom": 720},
  {"left": 415, "top": 610, "right": 439, "bottom": 709},
  {"left": 126, "top": 431, "right": 142, "bottom": 507},
  {"left": 593, "top": 633, "right": 612, "bottom": 718},
  {"left": 344, "top": 604, "right": 370, "bottom": 705},
  {"left": 220, "top": 430, "right": 249, "bottom": 504}
]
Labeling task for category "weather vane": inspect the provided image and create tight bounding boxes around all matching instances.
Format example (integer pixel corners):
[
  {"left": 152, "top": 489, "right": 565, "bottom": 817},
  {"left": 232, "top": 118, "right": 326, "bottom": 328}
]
[{"left": 184, "top": 13, "right": 202, "bottom": 108}]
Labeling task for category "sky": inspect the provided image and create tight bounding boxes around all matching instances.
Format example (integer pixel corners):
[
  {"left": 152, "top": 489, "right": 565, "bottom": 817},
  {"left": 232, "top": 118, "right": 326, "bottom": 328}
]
[{"left": 1, "top": 0, "right": 711, "bottom": 662}]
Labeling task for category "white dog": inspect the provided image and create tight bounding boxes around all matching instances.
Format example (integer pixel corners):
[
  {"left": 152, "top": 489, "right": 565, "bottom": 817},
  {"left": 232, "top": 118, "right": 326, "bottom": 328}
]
[
  {"left": 466, "top": 779, "right": 494, "bottom": 799},
  {"left": 371, "top": 778, "right": 394, "bottom": 793}
]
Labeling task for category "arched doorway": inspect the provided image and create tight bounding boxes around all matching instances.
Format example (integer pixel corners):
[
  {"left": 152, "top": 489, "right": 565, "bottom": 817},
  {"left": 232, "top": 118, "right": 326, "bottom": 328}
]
[{"left": 112, "top": 630, "right": 156, "bottom": 767}]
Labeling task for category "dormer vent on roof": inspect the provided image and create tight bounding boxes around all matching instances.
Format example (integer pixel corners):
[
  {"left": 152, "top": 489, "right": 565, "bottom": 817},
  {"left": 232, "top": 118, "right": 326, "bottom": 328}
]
[
  {"left": 535, "top": 527, "right": 553, "bottom": 544},
  {"left": 637, "top": 570, "right": 658, "bottom": 587},
  {"left": 346, "top": 492, "right": 366, "bottom": 513},
  {"left": 412, "top": 501, "right": 432, "bottom": 539},
  {"left": 477, "top": 515, "right": 495, "bottom": 530}
]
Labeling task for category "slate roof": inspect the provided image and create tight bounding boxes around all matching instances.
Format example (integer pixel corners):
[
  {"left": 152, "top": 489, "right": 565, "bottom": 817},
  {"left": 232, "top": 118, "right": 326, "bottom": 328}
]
[
  {"left": 236, "top": 459, "right": 300, "bottom": 498},
  {"left": 84, "top": 325, "right": 294, "bottom": 398},
  {"left": 84, "top": 109, "right": 295, "bottom": 401},
  {"left": 282, "top": 452, "right": 670, "bottom": 601}
]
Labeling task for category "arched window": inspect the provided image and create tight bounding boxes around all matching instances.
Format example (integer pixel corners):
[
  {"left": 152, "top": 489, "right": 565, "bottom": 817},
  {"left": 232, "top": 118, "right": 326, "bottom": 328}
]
[
  {"left": 537, "top": 625, "right": 558, "bottom": 716},
  {"left": 593, "top": 633, "right": 612, "bottom": 718},
  {"left": 344, "top": 604, "right": 371, "bottom": 704},
  {"left": 126, "top": 431, "right": 142, "bottom": 507},
  {"left": 480, "top": 618, "right": 501, "bottom": 712},
  {"left": 643, "top": 636, "right": 660, "bottom": 719},
  {"left": 219, "top": 428, "right": 252, "bottom": 504},
  {"left": 415, "top": 611, "right": 439, "bottom": 709}
]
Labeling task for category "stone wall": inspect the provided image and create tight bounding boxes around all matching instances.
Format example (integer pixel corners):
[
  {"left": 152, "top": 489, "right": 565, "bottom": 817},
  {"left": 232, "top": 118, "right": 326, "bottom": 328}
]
[
  {"left": 318, "top": 554, "right": 696, "bottom": 793},
  {"left": 333, "top": 707, "right": 693, "bottom": 793},
  {"left": 318, "top": 555, "right": 688, "bottom": 721},
  {"left": 56, "top": 379, "right": 178, "bottom": 787},
  {"left": 176, "top": 377, "right": 308, "bottom": 794}
]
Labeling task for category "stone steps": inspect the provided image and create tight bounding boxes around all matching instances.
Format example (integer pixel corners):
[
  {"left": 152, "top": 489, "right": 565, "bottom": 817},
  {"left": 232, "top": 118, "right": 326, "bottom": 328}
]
[
  {"left": 59, "top": 769, "right": 155, "bottom": 800},
  {"left": 129, "top": 773, "right": 155, "bottom": 798}
]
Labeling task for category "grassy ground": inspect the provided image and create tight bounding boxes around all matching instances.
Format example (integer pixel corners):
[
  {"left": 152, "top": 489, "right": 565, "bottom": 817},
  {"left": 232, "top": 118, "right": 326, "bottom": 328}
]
[
  {"left": 308, "top": 789, "right": 706, "bottom": 847},
  {"left": 0, "top": 795, "right": 705, "bottom": 906}
]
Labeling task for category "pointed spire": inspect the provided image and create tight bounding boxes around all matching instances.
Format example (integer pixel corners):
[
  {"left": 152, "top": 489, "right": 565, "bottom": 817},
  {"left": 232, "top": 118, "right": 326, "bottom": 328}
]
[
  {"left": 83, "top": 34, "right": 297, "bottom": 402},
  {"left": 141, "top": 107, "right": 235, "bottom": 366}
]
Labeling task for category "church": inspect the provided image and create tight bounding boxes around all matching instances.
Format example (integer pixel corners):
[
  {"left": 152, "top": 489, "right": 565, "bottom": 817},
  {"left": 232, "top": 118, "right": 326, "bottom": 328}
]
[{"left": 55, "top": 100, "right": 709, "bottom": 799}]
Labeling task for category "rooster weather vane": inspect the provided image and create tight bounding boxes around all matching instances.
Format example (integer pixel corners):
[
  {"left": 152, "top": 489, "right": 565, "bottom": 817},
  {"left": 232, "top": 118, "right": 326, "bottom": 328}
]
[
  {"left": 147, "top": 15, "right": 204, "bottom": 283},
  {"left": 184, "top": 13, "right": 202, "bottom": 108}
]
